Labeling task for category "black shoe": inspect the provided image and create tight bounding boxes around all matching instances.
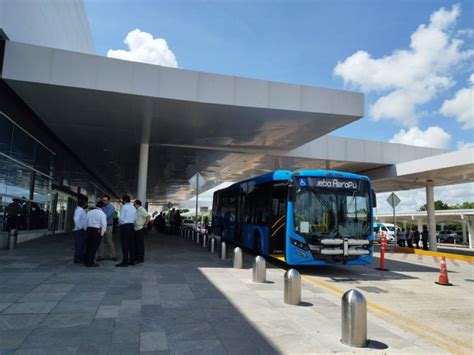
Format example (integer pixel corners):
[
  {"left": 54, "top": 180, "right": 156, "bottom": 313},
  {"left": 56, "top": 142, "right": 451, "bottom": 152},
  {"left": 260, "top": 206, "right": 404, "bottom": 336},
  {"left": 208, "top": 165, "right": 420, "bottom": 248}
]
[
  {"left": 128, "top": 262, "right": 136, "bottom": 266},
  {"left": 115, "top": 263, "right": 128, "bottom": 267},
  {"left": 96, "top": 257, "right": 104, "bottom": 261},
  {"left": 136, "top": 260, "right": 144, "bottom": 264}
]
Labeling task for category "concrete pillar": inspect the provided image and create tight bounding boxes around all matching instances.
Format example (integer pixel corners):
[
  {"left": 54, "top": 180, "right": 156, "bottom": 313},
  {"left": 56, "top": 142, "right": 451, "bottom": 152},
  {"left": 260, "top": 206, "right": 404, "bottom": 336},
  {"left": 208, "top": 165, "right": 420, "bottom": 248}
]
[
  {"left": 462, "top": 221, "right": 467, "bottom": 245},
  {"left": 426, "top": 181, "right": 437, "bottom": 251},
  {"left": 467, "top": 219, "right": 473, "bottom": 250},
  {"left": 137, "top": 102, "right": 152, "bottom": 203},
  {"left": 137, "top": 143, "right": 149, "bottom": 202},
  {"left": 440, "top": 223, "right": 445, "bottom": 231},
  {"left": 417, "top": 219, "right": 423, "bottom": 232}
]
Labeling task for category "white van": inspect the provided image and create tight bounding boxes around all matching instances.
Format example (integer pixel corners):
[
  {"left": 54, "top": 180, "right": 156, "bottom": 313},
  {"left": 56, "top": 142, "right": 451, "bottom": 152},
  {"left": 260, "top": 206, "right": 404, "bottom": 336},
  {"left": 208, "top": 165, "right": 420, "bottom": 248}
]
[{"left": 373, "top": 222, "right": 399, "bottom": 243}]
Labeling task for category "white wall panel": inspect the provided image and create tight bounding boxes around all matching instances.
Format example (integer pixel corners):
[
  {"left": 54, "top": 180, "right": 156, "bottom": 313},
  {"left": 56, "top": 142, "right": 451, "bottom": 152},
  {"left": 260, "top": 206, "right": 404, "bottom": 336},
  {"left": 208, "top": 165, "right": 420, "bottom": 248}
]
[
  {"left": 235, "top": 77, "right": 269, "bottom": 108},
  {"left": 50, "top": 50, "right": 98, "bottom": 89},
  {"left": 0, "top": 0, "right": 95, "bottom": 54},
  {"left": 2, "top": 42, "right": 52, "bottom": 83},
  {"left": 198, "top": 72, "right": 235, "bottom": 105},
  {"left": 159, "top": 67, "right": 198, "bottom": 101},
  {"left": 269, "top": 82, "right": 301, "bottom": 111}
]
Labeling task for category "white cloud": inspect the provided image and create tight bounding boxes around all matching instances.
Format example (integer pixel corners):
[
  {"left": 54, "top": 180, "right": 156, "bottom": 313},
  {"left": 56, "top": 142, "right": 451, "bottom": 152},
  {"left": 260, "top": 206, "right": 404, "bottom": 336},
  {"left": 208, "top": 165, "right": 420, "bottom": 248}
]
[
  {"left": 456, "top": 140, "right": 474, "bottom": 150},
  {"left": 389, "top": 126, "right": 451, "bottom": 149},
  {"left": 439, "top": 74, "right": 474, "bottom": 129},
  {"left": 376, "top": 182, "right": 474, "bottom": 214},
  {"left": 333, "top": 4, "right": 473, "bottom": 127},
  {"left": 107, "top": 29, "right": 178, "bottom": 68}
]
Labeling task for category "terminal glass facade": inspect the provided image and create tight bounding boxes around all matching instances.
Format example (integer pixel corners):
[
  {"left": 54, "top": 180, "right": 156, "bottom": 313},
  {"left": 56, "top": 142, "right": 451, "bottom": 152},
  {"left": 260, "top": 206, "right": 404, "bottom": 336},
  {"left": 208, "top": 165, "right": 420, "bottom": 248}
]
[
  {"left": 0, "top": 110, "right": 112, "bottom": 236},
  {"left": 0, "top": 112, "right": 54, "bottom": 232}
]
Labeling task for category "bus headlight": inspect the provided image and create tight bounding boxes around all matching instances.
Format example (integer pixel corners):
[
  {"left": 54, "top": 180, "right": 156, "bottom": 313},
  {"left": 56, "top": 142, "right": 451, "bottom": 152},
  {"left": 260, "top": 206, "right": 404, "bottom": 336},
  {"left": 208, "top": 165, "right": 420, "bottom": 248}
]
[{"left": 290, "top": 238, "right": 309, "bottom": 251}]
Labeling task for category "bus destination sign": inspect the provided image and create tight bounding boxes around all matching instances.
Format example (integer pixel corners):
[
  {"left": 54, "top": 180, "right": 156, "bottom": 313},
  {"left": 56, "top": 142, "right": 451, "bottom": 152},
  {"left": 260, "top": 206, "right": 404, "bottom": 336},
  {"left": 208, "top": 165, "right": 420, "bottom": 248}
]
[{"left": 299, "top": 177, "right": 359, "bottom": 190}]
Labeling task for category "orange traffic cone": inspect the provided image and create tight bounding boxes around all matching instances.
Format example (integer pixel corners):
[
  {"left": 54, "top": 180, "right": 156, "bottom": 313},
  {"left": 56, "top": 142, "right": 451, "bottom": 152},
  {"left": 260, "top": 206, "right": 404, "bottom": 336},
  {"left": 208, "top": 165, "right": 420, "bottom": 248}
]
[{"left": 435, "top": 257, "right": 452, "bottom": 286}]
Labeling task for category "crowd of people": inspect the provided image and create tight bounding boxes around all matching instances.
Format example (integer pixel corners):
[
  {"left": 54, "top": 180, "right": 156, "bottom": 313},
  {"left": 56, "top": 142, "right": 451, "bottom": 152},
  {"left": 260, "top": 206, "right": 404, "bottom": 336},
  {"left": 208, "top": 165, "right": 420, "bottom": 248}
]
[
  {"left": 395, "top": 225, "right": 429, "bottom": 250},
  {"left": 153, "top": 208, "right": 182, "bottom": 234},
  {"left": 72, "top": 195, "right": 150, "bottom": 267}
]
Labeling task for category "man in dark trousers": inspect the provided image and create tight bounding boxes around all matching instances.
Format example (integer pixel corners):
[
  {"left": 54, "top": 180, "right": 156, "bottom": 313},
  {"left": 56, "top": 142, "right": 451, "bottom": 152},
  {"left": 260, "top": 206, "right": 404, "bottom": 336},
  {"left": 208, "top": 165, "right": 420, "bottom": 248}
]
[
  {"left": 84, "top": 201, "right": 107, "bottom": 267},
  {"left": 422, "top": 225, "right": 429, "bottom": 250},
  {"left": 116, "top": 195, "right": 137, "bottom": 267},
  {"left": 72, "top": 198, "right": 87, "bottom": 264},
  {"left": 133, "top": 200, "right": 150, "bottom": 263},
  {"left": 413, "top": 228, "right": 420, "bottom": 248}
]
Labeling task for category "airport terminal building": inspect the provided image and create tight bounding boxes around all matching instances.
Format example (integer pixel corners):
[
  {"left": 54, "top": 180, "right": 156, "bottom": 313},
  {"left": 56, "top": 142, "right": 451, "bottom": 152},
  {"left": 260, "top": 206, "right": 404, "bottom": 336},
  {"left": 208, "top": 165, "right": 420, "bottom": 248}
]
[{"left": 0, "top": 0, "right": 473, "bottom": 248}]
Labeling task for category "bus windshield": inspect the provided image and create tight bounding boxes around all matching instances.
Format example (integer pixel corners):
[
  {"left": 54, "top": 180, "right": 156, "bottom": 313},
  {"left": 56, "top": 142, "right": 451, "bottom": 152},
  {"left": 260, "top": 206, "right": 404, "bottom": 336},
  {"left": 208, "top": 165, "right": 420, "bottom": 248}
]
[{"left": 293, "top": 177, "right": 371, "bottom": 241}]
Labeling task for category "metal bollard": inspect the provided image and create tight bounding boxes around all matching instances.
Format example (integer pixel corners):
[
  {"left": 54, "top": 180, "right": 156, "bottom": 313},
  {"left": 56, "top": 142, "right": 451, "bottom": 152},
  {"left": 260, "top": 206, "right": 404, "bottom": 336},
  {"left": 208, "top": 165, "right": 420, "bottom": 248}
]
[
  {"left": 220, "top": 241, "right": 227, "bottom": 260},
  {"left": 209, "top": 237, "right": 216, "bottom": 253},
  {"left": 196, "top": 232, "right": 201, "bottom": 244},
  {"left": 8, "top": 229, "right": 18, "bottom": 251},
  {"left": 186, "top": 229, "right": 190, "bottom": 239},
  {"left": 341, "top": 289, "right": 368, "bottom": 347},
  {"left": 202, "top": 234, "right": 208, "bottom": 248},
  {"left": 284, "top": 269, "right": 301, "bottom": 305},
  {"left": 233, "top": 247, "right": 243, "bottom": 269},
  {"left": 252, "top": 256, "right": 266, "bottom": 283},
  {"left": 192, "top": 231, "right": 196, "bottom": 242}
]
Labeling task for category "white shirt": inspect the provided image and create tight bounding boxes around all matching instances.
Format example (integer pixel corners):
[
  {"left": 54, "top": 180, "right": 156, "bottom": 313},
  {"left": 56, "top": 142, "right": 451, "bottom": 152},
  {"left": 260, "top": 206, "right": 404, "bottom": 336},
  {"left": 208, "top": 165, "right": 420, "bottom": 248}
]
[
  {"left": 73, "top": 206, "right": 87, "bottom": 231},
  {"left": 119, "top": 203, "right": 137, "bottom": 225},
  {"left": 86, "top": 208, "right": 107, "bottom": 236}
]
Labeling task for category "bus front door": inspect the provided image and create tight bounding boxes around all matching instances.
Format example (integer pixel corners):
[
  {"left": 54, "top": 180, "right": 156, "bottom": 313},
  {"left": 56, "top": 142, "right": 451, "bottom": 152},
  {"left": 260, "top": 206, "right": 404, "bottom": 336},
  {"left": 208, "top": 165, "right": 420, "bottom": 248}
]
[{"left": 269, "top": 184, "right": 287, "bottom": 256}]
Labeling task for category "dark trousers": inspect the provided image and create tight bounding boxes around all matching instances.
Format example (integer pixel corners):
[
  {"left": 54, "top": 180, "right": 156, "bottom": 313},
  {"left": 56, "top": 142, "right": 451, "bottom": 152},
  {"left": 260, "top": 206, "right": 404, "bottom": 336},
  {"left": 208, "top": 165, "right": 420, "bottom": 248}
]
[
  {"left": 84, "top": 227, "right": 102, "bottom": 266},
  {"left": 422, "top": 238, "right": 428, "bottom": 250},
  {"left": 73, "top": 229, "right": 86, "bottom": 263},
  {"left": 135, "top": 228, "right": 145, "bottom": 262},
  {"left": 120, "top": 223, "right": 136, "bottom": 264}
]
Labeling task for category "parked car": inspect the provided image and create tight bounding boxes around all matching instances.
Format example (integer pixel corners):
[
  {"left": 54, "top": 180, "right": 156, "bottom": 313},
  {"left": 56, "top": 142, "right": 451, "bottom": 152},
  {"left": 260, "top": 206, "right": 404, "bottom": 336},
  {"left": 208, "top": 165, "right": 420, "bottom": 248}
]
[
  {"left": 437, "top": 230, "right": 463, "bottom": 243},
  {"left": 373, "top": 223, "right": 398, "bottom": 243},
  {"left": 182, "top": 219, "right": 195, "bottom": 229}
]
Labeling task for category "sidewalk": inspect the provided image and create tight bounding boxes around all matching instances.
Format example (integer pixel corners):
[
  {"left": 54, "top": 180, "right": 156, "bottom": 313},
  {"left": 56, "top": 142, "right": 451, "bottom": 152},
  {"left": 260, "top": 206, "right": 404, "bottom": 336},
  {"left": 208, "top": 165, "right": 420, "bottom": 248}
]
[{"left": 0, "top": 231, "right": 470, "bottom": 354}]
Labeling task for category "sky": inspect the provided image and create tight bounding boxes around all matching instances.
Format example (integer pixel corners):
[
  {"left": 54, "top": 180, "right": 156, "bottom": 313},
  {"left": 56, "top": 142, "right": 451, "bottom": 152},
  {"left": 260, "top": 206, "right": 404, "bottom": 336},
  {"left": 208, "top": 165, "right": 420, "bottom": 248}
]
[{"left": 83, "top": 0, "right": 473, "bottom": 213}]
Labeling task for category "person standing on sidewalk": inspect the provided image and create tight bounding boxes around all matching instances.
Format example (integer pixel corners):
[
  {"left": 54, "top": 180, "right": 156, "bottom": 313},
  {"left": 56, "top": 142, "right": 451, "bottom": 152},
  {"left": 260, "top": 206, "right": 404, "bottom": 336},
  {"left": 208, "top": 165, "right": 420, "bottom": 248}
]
[
  {"left": 133, "top": 200, "right": 150, "bottom": 263},
  {"left": 414, "top": 228, "right": 420, "bottom": 248},
  {"left": 116, "top": 195, "right": 137, "bottom": 267},
  {"left": 84, "top": 201, "right": 107, "bottom": 267},
  {"left": 72, "top": 199, "right": 87, "bottom": 264},
  {"left": 406, "top": 228, "right": 414, "bottom": 248},
  {"left": 97, "top": 195, "right": 117, "bottom": 262},
  {"left": 422, "top": 225, "right": 429, "bottom": 250}
]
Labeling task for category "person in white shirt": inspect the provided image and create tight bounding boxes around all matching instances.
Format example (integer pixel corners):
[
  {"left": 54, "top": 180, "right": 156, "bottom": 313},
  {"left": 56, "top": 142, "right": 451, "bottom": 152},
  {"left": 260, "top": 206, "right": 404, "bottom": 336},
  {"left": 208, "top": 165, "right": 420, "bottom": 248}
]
[
  {"left": 84, "top": 201, "right": 107, "bottom": 267},
  {"left": 116, "top": 195, "right": 137, "bottom": 267},
  {"left": 72, "top": 199, "right": 87, "bottom": 264}
]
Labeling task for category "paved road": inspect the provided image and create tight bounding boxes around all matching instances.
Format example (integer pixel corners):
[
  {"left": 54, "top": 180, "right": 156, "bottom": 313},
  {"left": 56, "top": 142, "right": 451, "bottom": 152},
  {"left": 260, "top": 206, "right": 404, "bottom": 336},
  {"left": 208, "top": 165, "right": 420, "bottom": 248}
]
[{"left": 0, "top": 231, "right": 471, "bottom": 354}]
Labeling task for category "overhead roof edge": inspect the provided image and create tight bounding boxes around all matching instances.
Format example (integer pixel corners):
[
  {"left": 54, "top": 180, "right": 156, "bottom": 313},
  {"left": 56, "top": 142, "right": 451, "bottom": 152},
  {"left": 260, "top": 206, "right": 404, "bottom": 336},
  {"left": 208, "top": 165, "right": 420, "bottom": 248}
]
[{"left": 2, "top": 40, "right": 364, "bottom": 118}]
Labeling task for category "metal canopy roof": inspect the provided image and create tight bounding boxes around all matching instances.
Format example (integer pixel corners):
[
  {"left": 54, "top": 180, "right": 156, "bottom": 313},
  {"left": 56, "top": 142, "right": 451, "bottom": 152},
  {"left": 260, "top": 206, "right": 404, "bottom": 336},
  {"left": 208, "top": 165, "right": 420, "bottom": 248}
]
[
  {"left": 1, "top": 41, "right": 364, "bottom": 202},
  {"left": 366, "top": 149, "right": 474, "bottom": 192}
]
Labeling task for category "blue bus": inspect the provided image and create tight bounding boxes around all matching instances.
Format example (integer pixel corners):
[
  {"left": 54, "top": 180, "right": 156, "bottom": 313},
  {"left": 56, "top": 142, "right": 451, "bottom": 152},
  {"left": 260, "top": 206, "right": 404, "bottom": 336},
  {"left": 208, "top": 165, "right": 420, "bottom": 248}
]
[{"left": 211, "top": 170, "right": 376, "bottom": 266}]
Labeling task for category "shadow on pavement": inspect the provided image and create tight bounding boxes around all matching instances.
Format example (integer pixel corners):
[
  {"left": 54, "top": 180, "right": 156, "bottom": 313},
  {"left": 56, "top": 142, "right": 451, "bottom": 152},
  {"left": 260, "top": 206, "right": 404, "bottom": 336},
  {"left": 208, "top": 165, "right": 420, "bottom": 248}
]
[{"left": 0, "top": 230, "right": 280, "bottom": 354}]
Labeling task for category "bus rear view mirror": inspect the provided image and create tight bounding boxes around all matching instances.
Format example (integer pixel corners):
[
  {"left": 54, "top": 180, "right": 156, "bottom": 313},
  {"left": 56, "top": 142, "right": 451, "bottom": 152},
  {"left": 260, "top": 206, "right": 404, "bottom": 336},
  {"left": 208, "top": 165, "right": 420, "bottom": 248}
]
[{"left": 372, "top": 189, "right": 377, "bottom": 208}]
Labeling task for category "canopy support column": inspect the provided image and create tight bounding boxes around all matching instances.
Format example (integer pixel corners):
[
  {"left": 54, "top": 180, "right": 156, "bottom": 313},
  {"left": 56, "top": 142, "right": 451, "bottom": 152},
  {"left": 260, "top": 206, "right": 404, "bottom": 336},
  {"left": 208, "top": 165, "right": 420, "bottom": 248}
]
[
  {"left": 426, "top": 180, "right": 437, "bottom": 251},
  {"left": 137, "top": 143, "right": 149, "bottom": 203}
]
